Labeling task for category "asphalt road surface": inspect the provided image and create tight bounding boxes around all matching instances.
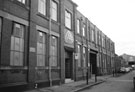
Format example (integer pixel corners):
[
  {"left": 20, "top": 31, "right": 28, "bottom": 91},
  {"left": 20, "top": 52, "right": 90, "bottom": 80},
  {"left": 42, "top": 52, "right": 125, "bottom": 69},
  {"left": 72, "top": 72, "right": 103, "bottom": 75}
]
[{"left": 79, "top": 70, "right": 135, "bottom": 92}]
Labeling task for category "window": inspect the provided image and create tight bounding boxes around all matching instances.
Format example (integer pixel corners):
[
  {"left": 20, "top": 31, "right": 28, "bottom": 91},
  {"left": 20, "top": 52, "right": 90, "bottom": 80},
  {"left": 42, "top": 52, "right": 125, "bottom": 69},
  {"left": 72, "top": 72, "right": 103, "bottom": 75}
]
[
  {"left": 113, "top": 44, "right": 114, "bottom": 52},
  {"left": 109, "top": 41, "right": 110, "bottom": 50},
  {"left": 102, "top": 37, "right": 104, "bottom": 47},
  {"left": 83, "top": 47, "right": 86, "bottom": 67},
  {"left": 104, "top": 37, "right": 106, "bottom": 48},
  {"left": 77, "top": 44, "right": 81, "bottom": 67},
  {"left": 91, "top": 29, "right": 95, "bottom": 42},
  {"left": 82, "top": 24, "right": 85, "bottom": 36},
  {"left": 65, "top": 10, "right": 71, "bottom": 29},
  {"left": 17, "top": 0, "right": 25, "bottom": 4},
  {"left": 111, "top": 43, "right": 114, "bottom": 52},
  {"left": 107, "top": 40, "right": 109, "bottom": 50},
  {"left": 99, "top": 33, "right": 101, "bottom": 45},
  {"left": 0, "top": 18, "right": 1, "bottom": 66},
  {"left": 37, "top": 31, "right": 46, "bottom": 66},
  {"left": 50, "top": 36, "right": 58, "bottom": 66},
  {"left": 102, "top": 37, "right": 105, "bottom": 48},
  {"left": 95, "top": 30, "right": 97, "bottom": 44},
  {"left": 0, "top": 18, "right": 2, "bottom": 45},
  {"left": 38, "top": 0, "right": 46, "bottom": 15},
  {"left": 10, "top": 23, "right": 24, "bottom": 66},
  {"left": 88, "top": 27, "right": 91, "bottom": 40},
  {"left": 51, "top": 0, "right": 58, "bottom": 21},
  {"left": 77, "top": 19, "right": 80, "bottom": 34}
]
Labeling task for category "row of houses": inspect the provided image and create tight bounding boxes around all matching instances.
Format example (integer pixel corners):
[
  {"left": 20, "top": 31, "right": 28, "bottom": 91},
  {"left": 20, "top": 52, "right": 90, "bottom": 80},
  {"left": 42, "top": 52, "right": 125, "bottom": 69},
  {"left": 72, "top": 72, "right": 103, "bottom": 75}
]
[{"left": 0, "top": 0, "right": 115, "bottom": 91}]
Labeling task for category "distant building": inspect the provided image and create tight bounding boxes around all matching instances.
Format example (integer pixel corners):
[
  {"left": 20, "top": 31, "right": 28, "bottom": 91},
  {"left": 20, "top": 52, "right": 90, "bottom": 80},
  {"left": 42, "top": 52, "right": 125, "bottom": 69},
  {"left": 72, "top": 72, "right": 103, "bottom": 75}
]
[{"left": 121, "top": 54, "right": 135, "bottom": 66}]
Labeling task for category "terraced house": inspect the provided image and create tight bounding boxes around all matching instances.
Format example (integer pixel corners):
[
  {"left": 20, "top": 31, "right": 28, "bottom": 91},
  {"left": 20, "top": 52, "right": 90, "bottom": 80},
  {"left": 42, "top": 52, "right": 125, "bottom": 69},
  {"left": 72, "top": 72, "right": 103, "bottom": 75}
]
[{"left": 0, "top": 0, "right": 115, "bottom": 91}]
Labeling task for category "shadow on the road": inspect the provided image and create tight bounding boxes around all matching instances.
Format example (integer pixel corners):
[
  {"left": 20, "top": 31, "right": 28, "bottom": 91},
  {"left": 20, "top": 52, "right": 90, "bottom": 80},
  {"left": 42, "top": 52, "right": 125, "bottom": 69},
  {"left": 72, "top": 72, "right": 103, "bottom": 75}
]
[{"left": 114, "top": 73, "right": 128, "bottom": 77}]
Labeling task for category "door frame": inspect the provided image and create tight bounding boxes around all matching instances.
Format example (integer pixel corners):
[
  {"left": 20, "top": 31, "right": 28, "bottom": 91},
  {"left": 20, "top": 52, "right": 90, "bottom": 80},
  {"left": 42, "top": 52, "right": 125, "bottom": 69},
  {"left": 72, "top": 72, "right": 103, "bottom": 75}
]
[{"left": 64, "top": 49, "right": 74, "bottom": 80}]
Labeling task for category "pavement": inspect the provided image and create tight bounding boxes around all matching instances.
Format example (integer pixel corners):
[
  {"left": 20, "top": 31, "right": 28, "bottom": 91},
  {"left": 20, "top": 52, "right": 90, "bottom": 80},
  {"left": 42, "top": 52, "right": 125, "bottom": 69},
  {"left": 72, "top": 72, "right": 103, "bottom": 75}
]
[{"left": 24, "top": 75, "right": 112, "bottom": 92}]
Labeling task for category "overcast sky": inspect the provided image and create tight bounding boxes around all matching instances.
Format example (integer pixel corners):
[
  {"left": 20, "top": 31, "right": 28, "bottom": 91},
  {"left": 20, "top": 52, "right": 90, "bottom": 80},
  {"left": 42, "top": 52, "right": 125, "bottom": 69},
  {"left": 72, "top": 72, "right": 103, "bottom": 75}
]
[{"left": 72, "top": 0, "right": 135, "bottom": 56}]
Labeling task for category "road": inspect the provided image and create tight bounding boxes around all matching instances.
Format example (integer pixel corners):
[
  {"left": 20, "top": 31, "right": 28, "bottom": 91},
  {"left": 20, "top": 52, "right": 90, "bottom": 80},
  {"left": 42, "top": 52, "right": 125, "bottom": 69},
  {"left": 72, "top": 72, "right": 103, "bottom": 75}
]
[{"left": 79, "top": 70, "right": 135, "bottom": 92}]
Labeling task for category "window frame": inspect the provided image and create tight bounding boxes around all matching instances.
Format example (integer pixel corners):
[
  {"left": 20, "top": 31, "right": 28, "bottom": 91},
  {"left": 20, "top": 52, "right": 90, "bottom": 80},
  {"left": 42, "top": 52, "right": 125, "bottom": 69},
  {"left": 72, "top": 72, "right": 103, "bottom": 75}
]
[
  {"left": 51, "top": 0, "right": 58, "bottom": 21},
  {"left": 0, "top": 18, "right": 2, "bottom": 46},
  {"left": 82, "top": 24, "right": 86, "bottom": 37},
  {"left": 88, "top": 26, "right": 91, "bottom": 41},
  {"left": 65, "top": 10, "right": 72, "bottom": 29},
  {"left": 17, "top": 0, "right": 26, "bottom": 4},
  {"left": 38, "top": 0, "right": 47, "bottom": 16},
  {"left": 0, "top": 18, "right": 2, "bottom": 66},
  {"left": 95, "top": 30, "right": 97, "bottom": 44},
  {"left": 77, "top": 44, "right": 81, "bottom": 67},
  {"left": 104, "top": 37, "right": 106, "bottom": 48},
  {"left": 102, "top": 37, "right": 104, "bottom": 47},
  {"left": 98, "top": 32, "right": 101, "bottom": 45},
  {"left": 91, "top": 29, "right": 95, "bottom": 42},
  {"left": 77, "top": 19, "right": 80, "bottom": 34},
  {"left": 36, "top": 31, "right": 46, "bottom": 66},
  {"left": 50, "top": 35, "right": 58, "bottom": 67},
  {"left": 10, "top": 23, "right": 25, "bottom": 66},
  {"left": 82, "top": 46, "right": 86, "bottom": 67}
]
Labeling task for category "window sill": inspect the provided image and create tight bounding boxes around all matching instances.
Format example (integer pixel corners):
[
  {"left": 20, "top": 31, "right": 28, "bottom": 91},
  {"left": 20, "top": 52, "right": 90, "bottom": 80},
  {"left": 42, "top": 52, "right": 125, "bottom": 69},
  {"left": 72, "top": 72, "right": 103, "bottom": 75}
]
[
  {"left": 82, "top": 36, "right": 87, "bottom": 38},
  {"left": 35, "top": 66, "right": 60, "bottom": 70},
  {"left": 51, "top": 19, "right": 60, "bottom": 26},
  {"left": 13, "top": 0, "right": 29, "bottom": 10},
  {"left": 37, "top": 13, "right": 49, "bottom": 20},
  {"left": 65, "top": 26, "right": 72, "bottom": 31},
  {"left": 0, "top": 66, "right": 28, "bottom": 70},
  {"left": 51, "top": 66, "right": 60, "bottom": 69},
  {"left": 76, "top": 33, "right": 81, "bottom": 36}
]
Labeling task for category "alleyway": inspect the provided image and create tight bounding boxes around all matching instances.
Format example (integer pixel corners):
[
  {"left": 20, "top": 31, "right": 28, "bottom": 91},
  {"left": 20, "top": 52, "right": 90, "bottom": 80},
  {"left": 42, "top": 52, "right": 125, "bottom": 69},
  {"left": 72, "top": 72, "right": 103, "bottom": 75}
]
[{"left": 79, "top": 71, "right": 135, "bottom": 92}]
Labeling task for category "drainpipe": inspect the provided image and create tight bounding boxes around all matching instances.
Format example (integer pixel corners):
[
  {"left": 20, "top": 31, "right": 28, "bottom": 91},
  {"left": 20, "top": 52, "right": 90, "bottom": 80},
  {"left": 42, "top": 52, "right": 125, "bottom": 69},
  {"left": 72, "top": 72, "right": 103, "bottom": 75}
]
[
  {"left": 86, "top": 18, "right": 89, "bottom": 85},
  {"left": 49, "top": 0, "right": 52, "bottom": 86},
  {"left": 28, "top": 0, "right": 31, "bottom": 83}
]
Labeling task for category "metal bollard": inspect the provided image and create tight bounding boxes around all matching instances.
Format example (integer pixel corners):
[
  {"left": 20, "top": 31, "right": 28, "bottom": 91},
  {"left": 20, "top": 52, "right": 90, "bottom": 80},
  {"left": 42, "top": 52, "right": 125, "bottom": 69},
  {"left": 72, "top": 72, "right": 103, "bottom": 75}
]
[
  {"left": 86, "top": 71, "right": 88, "bottom": 85},
  {"left": 133, "top": 77, "right": 135, "bottom": 90}
]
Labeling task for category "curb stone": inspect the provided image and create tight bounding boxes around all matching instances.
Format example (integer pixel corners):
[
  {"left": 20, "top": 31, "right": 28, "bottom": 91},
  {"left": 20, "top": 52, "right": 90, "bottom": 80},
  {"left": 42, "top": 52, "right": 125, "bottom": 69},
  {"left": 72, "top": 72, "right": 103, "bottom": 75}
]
[{"left": 71, "top": 80, "right": 105, "bottom": 92}]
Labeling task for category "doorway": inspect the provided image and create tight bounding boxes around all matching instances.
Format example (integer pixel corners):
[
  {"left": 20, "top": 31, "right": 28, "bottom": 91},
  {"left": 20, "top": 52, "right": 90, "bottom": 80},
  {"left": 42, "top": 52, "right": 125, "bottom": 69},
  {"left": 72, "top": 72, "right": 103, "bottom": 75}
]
[
  {"left": 90, "top": 53, "right": 97, "bottom": 74},
  {"left": 65, "top": 50, "right": 73, "bottom": 83}
]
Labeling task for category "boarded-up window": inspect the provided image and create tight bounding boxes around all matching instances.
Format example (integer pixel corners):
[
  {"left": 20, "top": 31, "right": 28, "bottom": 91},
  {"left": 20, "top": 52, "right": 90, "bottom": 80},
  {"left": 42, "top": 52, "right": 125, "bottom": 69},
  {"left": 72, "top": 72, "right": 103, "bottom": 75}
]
[
  {"left": 37, "top": 31, "right": 46, "bottom": 66},
  {"left": 10, "top": 23, "right": 24, "bottom": 66}
]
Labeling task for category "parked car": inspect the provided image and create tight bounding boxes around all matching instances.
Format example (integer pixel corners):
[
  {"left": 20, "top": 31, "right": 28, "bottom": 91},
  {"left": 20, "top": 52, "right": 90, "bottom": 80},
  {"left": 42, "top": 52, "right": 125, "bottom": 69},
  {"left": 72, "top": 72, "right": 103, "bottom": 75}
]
[
  {"left": 120, "top": 67, "right": 126, "bottom": 73},
  {"left": 119, "top": 67, "right": 132, "bottom": 73},
  {"left": 125, "top": 67, "right": 130, "bottom": 72}
]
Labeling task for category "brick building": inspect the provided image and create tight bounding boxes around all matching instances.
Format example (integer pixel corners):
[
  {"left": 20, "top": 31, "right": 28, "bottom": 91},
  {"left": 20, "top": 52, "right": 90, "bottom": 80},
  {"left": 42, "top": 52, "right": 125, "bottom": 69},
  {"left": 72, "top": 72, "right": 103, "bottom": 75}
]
[{"left": 0, "top": 0, "right": 115, "bottom": 91}]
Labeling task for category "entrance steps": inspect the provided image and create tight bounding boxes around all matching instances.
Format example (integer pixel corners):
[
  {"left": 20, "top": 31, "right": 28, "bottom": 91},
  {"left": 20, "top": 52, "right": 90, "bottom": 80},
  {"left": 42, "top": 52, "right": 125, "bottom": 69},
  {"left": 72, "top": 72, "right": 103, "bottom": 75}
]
[{"left": 65, "top": 79, "right": 74, "bottom": 83}]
